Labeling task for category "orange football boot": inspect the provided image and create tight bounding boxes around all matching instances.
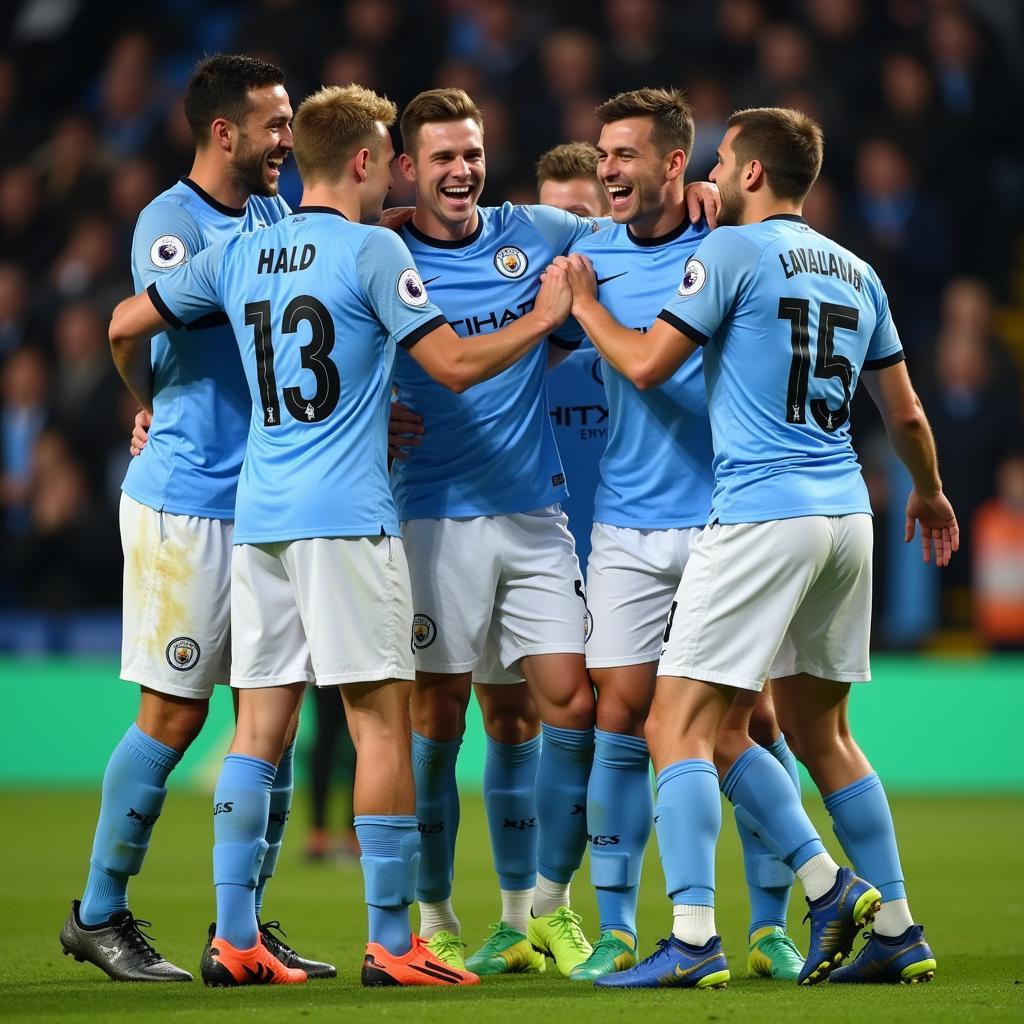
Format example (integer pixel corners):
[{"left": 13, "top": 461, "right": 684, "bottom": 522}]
[
  {"left": 361, "top": 934, "right": 481, "bottom": 987},
  {"left": 200, "top": 926, "right": 308, "bottom": 987}
]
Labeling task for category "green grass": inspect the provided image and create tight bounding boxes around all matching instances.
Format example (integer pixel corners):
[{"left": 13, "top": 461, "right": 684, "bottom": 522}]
[{"left": 3, "top": 789, "right": 1022, "bottom": 1021}]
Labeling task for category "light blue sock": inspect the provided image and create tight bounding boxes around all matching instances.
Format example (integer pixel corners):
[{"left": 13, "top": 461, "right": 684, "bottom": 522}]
[
  {"left": 737, "top": 733, "right": 800, "bottom": 935},
  {"left": 721, "top": 745, "right": 825, "bottom": 872},
  {"left": 823, "top": 772, "right": 906, "bottom": 902},
  {"left": 766, "top": 733, "right": 801, "bottom": 793},
  {"left": 588, "top": 729, "right": 651, "bottom": 940},
  {"left": 356, "top": 814, "right": 419, "bottom": 956},
  {"left": 536, "top": 724, "right": 594, "bottom": 884},
  {"left": 212, "top": 754, "right": 276, "bottom": 949},
  {"left": 654, "top": 759, "right": 719, "bottom": 906},
  {"left": 411, "top": 733, "right": 461, "bottom": 902},
  {"left": 255, "top": 740, "right": 294, "bottom": 918},
  {"left": 80, "top": 724, "right": 181, "bottom": 925},
  {"left": 483, "top": 734, "right": 540, "bottom": 890}
]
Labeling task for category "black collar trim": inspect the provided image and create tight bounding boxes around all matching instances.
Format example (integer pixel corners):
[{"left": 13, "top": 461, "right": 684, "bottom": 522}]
[
  {"left": 180, "top": 176, "right": 246, "bottom": 217},
  {"left": 405, "top": 216, "right": 483, "bottom": 249},
  {"left": 293, "top": 206, "right": 348, "bottom": 219},
  {"left": 762, "top": 214, "right": 806, "bottom": 224},
  {"left": 626, "top": 218, "right": 691, "bottom": 247}
]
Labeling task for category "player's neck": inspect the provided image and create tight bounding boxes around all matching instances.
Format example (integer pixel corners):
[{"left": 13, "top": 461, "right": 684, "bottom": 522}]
[
  {"left": 187, "top": 152, "right": 249, "bottom": 212},
  {"left": 627, "top": 200, "right": 687, "bottom": 241},
  {"left": 741, "top": 196, "right": 803, "bottom": 226},
  {"left": 299, "top": 185, "right": 360, "bottom": 223},
  {"left": 411, "top": 205, "right": 479, "bottom": 242}
]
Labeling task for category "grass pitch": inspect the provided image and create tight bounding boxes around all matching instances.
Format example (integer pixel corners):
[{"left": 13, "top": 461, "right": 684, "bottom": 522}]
[{"left": 2, "top": 789, "right": 1021, "bottom": 1022}]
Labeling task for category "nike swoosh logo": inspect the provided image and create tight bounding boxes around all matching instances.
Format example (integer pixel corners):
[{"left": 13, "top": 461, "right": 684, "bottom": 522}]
[
  {"left": 596, "top": 271, "right": 628, "bottom": 286},
  {"left": 422, "top": 276, "right": 441, "bottom": 286}
]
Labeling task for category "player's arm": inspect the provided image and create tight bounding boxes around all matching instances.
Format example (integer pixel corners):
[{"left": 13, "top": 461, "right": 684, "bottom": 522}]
[
  {"left": 405, "top": 263, "right": 573, "bottom": 392},
  {"left": 862, "top": 360, "right": 959, "bottom": 567},
  {"left": 108, "top": 290, "right": 172, "bottom": 411},
  {"left": 556, "top": 253, "right": 697, "bottom": 390}
]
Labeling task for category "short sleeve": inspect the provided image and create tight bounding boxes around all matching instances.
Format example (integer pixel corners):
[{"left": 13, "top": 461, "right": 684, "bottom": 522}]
[
  {"left": 131, "top": 200, "right": 205, "bottom": 289},
  {"left": 522, "top": 204, "right": 600, "bottom": 257},
  {"left": 863, "top": 275, "right": 905, "bottom": 369},
  {"left": 356, "top": 229, "right": 447, "bottom": 348},
  {"left": 658, "top": 228, "right": 760, "bottom": 344},
  {"left": 148, "top": 240, "right": 227, "bottom": 330}
]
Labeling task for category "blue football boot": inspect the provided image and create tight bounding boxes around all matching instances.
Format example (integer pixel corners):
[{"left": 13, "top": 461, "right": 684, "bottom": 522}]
[
  {"left": 593, "top": 934, "right": 729, "bottom": 989},
  {"left": 829, "top": 925, "right": 936, "bottom": 984},
  {"left": 799, "top": 867, "right": 881, "bottom": 986}
]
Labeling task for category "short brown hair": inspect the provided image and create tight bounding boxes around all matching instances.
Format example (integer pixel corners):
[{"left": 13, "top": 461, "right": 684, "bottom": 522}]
[
  {"left": 536, "top": 142, "right": 600, "bottom": 188},
  {"left": 292, "top": 84, "right": 397, "bottom": 185},
  {"left": 595, "top": 88, "right": 694, "bottom": 159},
  {"left": 184, "top": 53, "right": 286, "bottom": 147},
  {"left": 726, "top": 107, "right": 824, "bottom": 202},
  {"left": 399, "top": 87, "right": 483, "bottom": 154}
]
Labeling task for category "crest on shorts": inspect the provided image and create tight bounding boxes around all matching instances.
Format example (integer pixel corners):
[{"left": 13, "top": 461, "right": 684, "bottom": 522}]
[
  {"left": 575, "top": 579, "right": 593, "bottom": 643},
  {"left": 677, "top": 258, "right": 706, "bottom": 296},
  {"left": 150, "top": 235, "right": 187, "bottom": 270},
  {"left": 411, "top": 614, "right": 436, "bottom": 650},
  {"left": 397, "top": 267, "right": 429, "bottom": 307},
  {"left": 166, "top": 637, "right": 200, "bottom": 671},
  {"left": 494, "top": 246, "right": 528, "bottom": 279}
]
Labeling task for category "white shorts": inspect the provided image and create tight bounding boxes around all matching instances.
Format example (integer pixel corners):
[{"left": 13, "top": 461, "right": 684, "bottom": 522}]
[
  {"left": 230, "top": 535, "right": 415, "bottom": 688},
  {"left": 119, "top": 493, "right": 232, "bottom": 700},
  {"left": 658, "top": 514, "right": 873, "bottom": 691},
  {"left": 586, "top": 522, "right": 702, "bottom": 668},
  {"left": 403, "top": 505, "right": 587, "bottom": 676}
]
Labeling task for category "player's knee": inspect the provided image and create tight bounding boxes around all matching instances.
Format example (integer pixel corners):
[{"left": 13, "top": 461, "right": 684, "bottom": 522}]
[
  {"left": 483, "top": 706, "right": 539, "bottom": 745},
  {"left": 747, "top": 703, "right": 779, "bottom": 747},
  {"left": 410, "top": 687, "right": 467, "bottom": 739},
  {"left": 712, "top": 727, "right": 750, "bottom": 776},
  {"left": 595, "top": 694, "right": 645, "bottom": 736},
  {"left": 558, "top": 683, "right": 596, "bottom": 730},
  {"left": 136, "top": 695, "right": 208, "bottom": 753}
]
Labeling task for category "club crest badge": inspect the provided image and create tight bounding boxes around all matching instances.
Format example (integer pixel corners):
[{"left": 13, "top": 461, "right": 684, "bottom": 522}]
[
  {"left": 166, "top": 637, "right": 200, "bottom": 671},
  {"left": 412, "top": 614, "right": 437, "bottom": 650},
  {"left": 150, "top": 235, "right": 187, "bottom": 269},
  {"left": 398, "top": 267, "right": 429, "bottom": 306},
  {"left": 494, "top": 246, "right": 528, "bottom": 279}
]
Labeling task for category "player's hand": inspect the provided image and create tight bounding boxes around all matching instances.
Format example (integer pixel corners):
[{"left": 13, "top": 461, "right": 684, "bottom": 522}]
[
  {"left": 535, "top": 262, "right": 572, "bottom": 329},
  {"left": 388, "top": 400, "right": 423, "bottom": 462},
  {"left": 683, "top": 181, "right": 721, "bottom": 229},
  {"left": 554, "top": 253, "right": 598, "bottom": 313},
  {"left": 378, "top": 206, "right": 415, "bottom": 232},
  {"left": 130, "top": 409, "right": 152, "bottom": 457},
  {"left": 905, "top": 489, "right": 959, "bottom": 567}
]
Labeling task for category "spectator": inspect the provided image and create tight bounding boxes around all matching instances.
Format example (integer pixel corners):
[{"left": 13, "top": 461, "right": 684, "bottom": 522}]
[{"left": 1, "top": 345, "right": 50, "bottom": 536}]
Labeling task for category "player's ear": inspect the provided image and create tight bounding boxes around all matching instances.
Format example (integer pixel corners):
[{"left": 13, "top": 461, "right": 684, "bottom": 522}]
[
  {"left": 210, "top": 118, "right": 233, "bottom": 154},
  {"left": 398, "top": 152, "right": 416, "bottom": 183},
  {"left": 745, "top": 159, "right": 765, "bottom": 191},
  {"left": 354, "top": 147, "right": 371, "bottom": 183},
  {"left": 665, "top": 148, "right": 687, "bottom": 182}
]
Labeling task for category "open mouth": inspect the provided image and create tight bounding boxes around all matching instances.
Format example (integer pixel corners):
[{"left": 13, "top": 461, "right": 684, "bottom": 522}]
[
  {"left": 605, "top": 183, "right": 634, "bottom": 209},
  {"left": 439, "top": 184, "right": 474, "bottom": 206},
  {"left": 266, "top": 153, "right": 287, "bottom": 179}
]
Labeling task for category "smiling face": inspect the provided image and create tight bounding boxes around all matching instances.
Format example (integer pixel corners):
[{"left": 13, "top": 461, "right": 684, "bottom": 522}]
[
  {"left": 230, "top": 83, "right": 293, "bottom": 198},
  {"left": 400, "top": 118, "right": 485, "bottom": 237},
  {"left": 596, "top": 116, "right": 681, "bottom": 230}
]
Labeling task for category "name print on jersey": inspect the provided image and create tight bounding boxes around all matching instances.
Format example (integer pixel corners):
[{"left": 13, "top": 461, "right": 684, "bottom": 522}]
[{"left": 257, "top": 244, "right": 317, "bottom": 274}]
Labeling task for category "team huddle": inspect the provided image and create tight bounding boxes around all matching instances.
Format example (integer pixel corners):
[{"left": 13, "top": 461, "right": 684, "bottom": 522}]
[{"left": 59, "top": 53, "right": 958, "bottom": 991}]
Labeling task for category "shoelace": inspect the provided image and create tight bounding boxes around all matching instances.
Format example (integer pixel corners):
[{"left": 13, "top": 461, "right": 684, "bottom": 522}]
[
  {"left": 479, "top": 923, "right": 517, "bottom": 951},
  {"left": 758, "top": 932, "right": 802, "bottom": 961},
  {"left": 591, "top": 933, "right": 625, "bottom": 957},
  {"left": 429, "top": 933, "right": 468, "bottom": 961},
  {"left": 259, "top": 920, "right": 295, "bottom": 957},
  {"left": 118, "top": 916, "right": 162, "bottom": 965},
  {"left": 550, "top": 908, "right": 588, "bottom": 952}
]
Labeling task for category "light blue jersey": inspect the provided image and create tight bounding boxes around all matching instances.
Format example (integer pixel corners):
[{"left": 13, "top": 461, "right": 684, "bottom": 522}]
[
  {"left": 150, "top": 207, "right": 446, "bottom": 544},
  {"left": 557, "top": 219, "right": 714, "bottom": 529},
  {"left": 546, "top": 340, "right": 607, "bottom": 573},
  {"left": 122, "top": 177, "right": 289, "bottom": 519},
  {"left": 659, "top": 214, "right": 904, "bottom": 525},
  {"left": 391, "top": 203, "right": 597, "bottom": 519}
]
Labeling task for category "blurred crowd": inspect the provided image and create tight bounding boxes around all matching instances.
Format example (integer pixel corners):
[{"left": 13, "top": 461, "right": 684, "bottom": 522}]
[{"left": 0, "top": 0, "right": 1022, "bottom": 644}]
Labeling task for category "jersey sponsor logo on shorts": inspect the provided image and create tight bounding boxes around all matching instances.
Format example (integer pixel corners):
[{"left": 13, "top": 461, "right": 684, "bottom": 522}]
[
  {"left": 397, "top": 267, "right": 429, "bottom": 307},
  {"left": 150, "top": 234, "right": 187, "bottom": 269},
  {"left": 494, "top": 246, "right": 528, "bottom": 279},
  {"left": 166, "top": 636, "right": 200, "bottom": 670},
  {"left": 411, "top": 613, "right": 437, "bottom": 650},
  {"left": 677, "top": 258, "right": 706, "bottom": 296}
]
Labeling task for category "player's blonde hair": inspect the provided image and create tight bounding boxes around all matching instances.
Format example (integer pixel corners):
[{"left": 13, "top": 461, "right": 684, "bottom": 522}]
[
  {"left": 535, "top": 142, "right": 600, "bottom": 187},
  {"left": 399, "top": 88, "right": 483, "bottom": 155},
  {"left": 292, "top": 84, "right": 397, "bottom": 184},
  {"left": 726, "top": 107, "right": 824, "bottom": 202},
  {"left": 595, "top": 88, "right": 695, "bottom": 159}
]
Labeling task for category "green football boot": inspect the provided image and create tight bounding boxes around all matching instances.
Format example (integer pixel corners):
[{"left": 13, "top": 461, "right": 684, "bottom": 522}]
[
  {"left": 747, "top": 926, "right": 805, "bottom": 980},
  {"left": 466, "top": 922, "right": 546, "bottom": 975},
  {"left": 569, "top": 929, "right": 637, "bottom": 982},
  {"left": 424, "top": 930, "right": 469, "bottom": 970},
  {"left": 527, "top": 907, "right": 592, "bottom": 977}
]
